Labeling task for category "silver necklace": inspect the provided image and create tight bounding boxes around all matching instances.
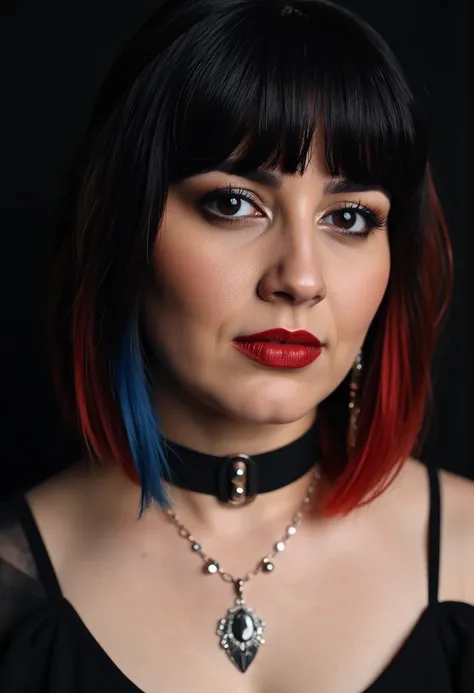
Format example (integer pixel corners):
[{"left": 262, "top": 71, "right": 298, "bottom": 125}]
[{"left": 165, "top": 465, "right": 321, "bottom": 673}]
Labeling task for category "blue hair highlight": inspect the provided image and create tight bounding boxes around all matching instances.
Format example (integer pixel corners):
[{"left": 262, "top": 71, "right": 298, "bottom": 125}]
[{"left": 112, "top": 316, "right": 172, "bottom": 517}]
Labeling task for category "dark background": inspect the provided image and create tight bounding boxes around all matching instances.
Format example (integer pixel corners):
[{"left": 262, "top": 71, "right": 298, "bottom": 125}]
[{"left": 0, "top": 0, "right": 471, "bottom": 501}]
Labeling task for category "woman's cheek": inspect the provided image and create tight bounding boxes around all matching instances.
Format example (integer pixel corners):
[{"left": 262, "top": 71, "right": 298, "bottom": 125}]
[
  {"left": 331, "top": 252, "right": 390, "bottom": 337},
  {"left": 150, "top": 232, "right": 249, "bottom": 328}
]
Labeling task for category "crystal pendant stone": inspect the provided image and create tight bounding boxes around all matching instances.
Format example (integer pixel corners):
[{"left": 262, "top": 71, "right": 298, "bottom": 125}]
[
  {"left": 217, "top": 603, "right": 265, "bottom": 672},
  {"left": 232, "top": 610, "right": 255, "bottom": 641}
]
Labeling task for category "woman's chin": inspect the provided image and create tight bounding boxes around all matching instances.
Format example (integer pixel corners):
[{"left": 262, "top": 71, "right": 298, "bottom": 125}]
[{"left": 214, "top": 389, "right": 320, "bottom": 426}]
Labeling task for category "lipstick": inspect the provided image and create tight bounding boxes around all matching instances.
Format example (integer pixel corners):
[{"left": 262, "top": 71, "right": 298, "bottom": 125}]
[{"left": 233, "top": 328, "right": 322, "bottom": 369}]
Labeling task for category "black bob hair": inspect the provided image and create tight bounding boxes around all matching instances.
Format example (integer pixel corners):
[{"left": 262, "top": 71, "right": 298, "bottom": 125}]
[{"left": 48, "top": 0, "right": 452, "bottom": 517}]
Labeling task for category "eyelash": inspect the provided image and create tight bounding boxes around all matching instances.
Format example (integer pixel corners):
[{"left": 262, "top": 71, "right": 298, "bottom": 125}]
[{"left": 198, "top": 185, "right": 387, "bottom": 238}]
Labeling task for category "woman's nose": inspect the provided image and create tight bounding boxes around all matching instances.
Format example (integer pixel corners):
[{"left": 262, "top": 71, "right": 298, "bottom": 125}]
[{"left": 257, "top": 226, "right": 327, "bottom": 307}]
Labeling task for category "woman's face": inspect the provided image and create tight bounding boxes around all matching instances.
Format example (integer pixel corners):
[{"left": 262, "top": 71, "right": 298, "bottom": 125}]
[{"left": 141, "top": 146, "right": 390, "bottom": 428}]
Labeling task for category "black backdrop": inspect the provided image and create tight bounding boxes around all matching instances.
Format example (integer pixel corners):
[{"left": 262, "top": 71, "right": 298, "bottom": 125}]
[{"left": 0, "top": 0, "right": 471, "bottom": 501}]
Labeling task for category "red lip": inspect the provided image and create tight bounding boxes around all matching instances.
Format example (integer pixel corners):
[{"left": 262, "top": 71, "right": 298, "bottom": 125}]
[
  {"left": 235, "top": 328, "right": 321, "bottom": 346},
  {"left": 233, "top": 328, "right": 322, "bottom": 369}
]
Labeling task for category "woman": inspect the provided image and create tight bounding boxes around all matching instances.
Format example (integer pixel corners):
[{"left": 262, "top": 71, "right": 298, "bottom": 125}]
[{"left": 0, "top": 0, "right": 472, "bottom": 691}]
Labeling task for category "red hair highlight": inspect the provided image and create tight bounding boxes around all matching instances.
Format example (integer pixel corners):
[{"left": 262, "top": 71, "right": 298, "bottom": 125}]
[
  {"left": 318, "top": 165, "right": 453, "bottom": 517},
  {"left": 68, "top": 282, "right": 138, "bottom": 486}
]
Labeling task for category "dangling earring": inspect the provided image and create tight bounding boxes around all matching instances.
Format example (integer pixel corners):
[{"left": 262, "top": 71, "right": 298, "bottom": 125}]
[{"left": 347, "top": 350, "right": 363, "bottom": 449}]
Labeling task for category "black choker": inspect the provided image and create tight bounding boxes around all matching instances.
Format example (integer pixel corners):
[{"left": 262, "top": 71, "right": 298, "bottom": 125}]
[{"left": 161, "top": 421, "right": 321, "bottom": 505}]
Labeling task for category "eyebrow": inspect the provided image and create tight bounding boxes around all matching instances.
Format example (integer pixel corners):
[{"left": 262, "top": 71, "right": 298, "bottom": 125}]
[{"left": 211, "top": 161, "right": 391, "bottom": 200}]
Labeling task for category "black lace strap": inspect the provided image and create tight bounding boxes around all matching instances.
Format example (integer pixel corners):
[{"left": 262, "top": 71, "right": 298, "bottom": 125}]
[
  {"left": 12, "top": 494, "right": 63, "bottom": 602},
  {"left": 427, "top": 464, "right": 441, "bottom": 605}
]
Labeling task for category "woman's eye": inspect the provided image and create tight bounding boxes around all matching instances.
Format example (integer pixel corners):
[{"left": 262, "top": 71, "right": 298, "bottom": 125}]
[
  {"left": 200, "top": 189, "right": 264, "bottom": 220},
  {"left": 198, "top": 190, "right": 385, "bottom": 236},
  {"left": 321, "top": 206, "right": 385, "bottom": 236}
]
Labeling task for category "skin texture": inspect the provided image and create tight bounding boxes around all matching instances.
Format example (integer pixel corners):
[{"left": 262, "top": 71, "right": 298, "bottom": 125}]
[{"left": 140, "top": 144, "right": 391, "bottom": 527}]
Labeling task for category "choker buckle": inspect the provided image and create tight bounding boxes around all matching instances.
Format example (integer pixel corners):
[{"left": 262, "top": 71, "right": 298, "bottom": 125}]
[{"left": 218, "top": 454, "right": 258, "bottom": 506}]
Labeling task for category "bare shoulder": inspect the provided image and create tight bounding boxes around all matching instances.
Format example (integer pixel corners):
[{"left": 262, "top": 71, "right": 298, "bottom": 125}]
[
  {"left": 397, "top": 457, "right": 474, "bottom": 605},
  {"left": 25, "top": 458, "right": 94, "bottom": 514},
  {"left": 24, "top": 458, "right": 115, "bottom": 577},
  {"left": 24, "top": 457, "right": 144, "bottom": 578},
  {"left": 437, "top": 463, "right": 474, "bottom": 605}
]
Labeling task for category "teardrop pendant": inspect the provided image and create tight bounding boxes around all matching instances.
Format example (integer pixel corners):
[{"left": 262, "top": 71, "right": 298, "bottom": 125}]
[{"left": 216, "top": 580, "right": 266, "bottom": 672}]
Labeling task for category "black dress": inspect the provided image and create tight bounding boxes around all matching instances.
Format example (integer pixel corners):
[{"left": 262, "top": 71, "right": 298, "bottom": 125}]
[{"left": 0, "top": 465, "right": 473, "bottom": 692}]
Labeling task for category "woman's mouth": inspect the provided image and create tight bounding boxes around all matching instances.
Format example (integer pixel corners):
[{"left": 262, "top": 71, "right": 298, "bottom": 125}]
[{"left": 233, "top": 328, "right": 322, "bottom": 369}]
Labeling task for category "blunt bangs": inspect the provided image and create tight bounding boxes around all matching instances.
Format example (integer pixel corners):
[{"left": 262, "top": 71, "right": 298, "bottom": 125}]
[{"left": 160, "top": 0, "right": 427, "bottom": 203}]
